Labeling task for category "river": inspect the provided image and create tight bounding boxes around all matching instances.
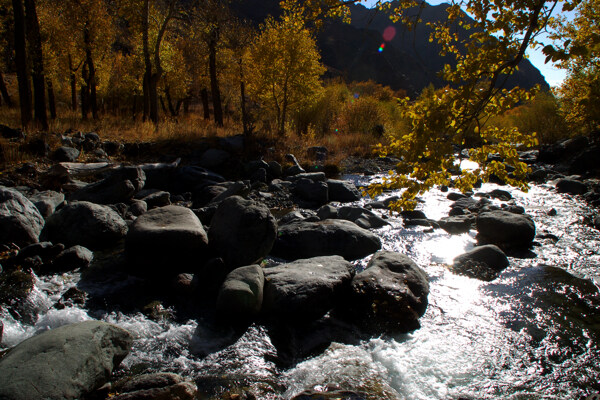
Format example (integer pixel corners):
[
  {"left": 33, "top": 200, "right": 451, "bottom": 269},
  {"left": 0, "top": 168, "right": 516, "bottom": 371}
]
[{"left": 2, "top": 177, "right": 600, "bottom": 399}]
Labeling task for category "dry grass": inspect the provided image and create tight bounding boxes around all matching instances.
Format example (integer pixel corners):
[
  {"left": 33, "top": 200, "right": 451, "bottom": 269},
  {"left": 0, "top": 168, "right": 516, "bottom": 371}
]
[{"left": 0, "top": 105, "right": 383, "bottom": 171}]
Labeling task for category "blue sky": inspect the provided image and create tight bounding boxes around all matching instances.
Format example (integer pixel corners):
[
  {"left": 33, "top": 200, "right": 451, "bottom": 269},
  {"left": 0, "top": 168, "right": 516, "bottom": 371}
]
[{"left": 361, "top": 0, "right": 568, "bottom": 86}]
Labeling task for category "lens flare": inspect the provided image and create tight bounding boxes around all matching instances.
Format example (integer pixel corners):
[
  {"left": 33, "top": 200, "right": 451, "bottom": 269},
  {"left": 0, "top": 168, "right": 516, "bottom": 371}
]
[
  {"left": 378, "top": 43, "right": 385, "bottom": 52},
  {"left": 383, "top": 26, "right": 397, "bottom": 42}
]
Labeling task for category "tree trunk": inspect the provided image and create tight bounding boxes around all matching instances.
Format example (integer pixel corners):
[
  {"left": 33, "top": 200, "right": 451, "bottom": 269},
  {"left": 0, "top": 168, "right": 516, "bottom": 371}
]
[
  {"left": 68, "top": 54, "right": 77, "bottom": 111},
  {"left": 81, "top": 62, "right": 89, "bottom": 119},
  {"left": 142, "top": 0, "right": 151, "bottom": 121},
  {"left": 208, "top": 38, "right": 223, "bottom": 126},
  {"left": 132, "top": 95, "right": 137, "bottom": 120},
  {"left": 165, "top": 85, "right": 178, "bottom": 116},
  {"left": 83, "top": 23, "right": 97, "bottom": 119},
  {"left": 24, "top": 0, "right": 47, "bottom": 130},
  {"left": 149, "top": 75, "right": 159, "bottom": 123},
  {"left": 201, "top": 88, "right": 210, "bottom": 120},
  {"left": 12, "top": 0, "right": 32, "bottom": 128},
  {"left": 47, "top": 78, "right": 56, "bottom": 119},
  {"left": 183, "top": 96, "right": 190, "bottom": 114},
  {"left": 159, "top": 95, "right": 168, "bottom": 114},
  {"left": 0, "top": 70, "right": 13, "bottom": 107},
  {"left": 239, "top": 59, "right": 251, "bottom": 135}
]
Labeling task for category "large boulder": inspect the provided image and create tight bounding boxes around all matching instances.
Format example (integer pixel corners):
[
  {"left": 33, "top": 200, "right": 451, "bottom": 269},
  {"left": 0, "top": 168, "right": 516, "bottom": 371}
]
[
  {"left": 452, "top": 244, "right": 509, "bottom": 281},
  {"left": 42, "top": 201, "right": 128, "bottom": 250},
  {"left": 216, "top": 264, "right": 264, "bottom": 322},
  {"left": 272, "top": 219, "right": 381, "bottom": 261},
  {"left": 126, "top": 205, "right": 209, "bottom": 274},
  {"left": 438, "top": 215, "right": 475, "bottom": 235},
  {"left": 327, "top": 179, "right": 362, "bottom": 202},
  {"left": 208, "top": 196, "right": 277, "bottom": 268},
  {"left": 317, "top": 205, "right": 389, "bottom": 229},
  {"left": 262, "top": 256, "right": 354, "bottom": 321},
  {"left": 476, "top": 210, "right": 536, "bottom": 248},
  {"left": 0, "top": 186, "right": 45, "bottom": 247},
  {"left": 70, "top": 166, "right": 146, "bottom": 204},
  {"left": 556, "top": 178, "right": 588, "bottom": 195},
  {"left": 292, "top": 178, "right": 329, "bottom": 206},
  {"left": 0, "top": 320, "right": 132, "bottom": 400},
  {"left": 340, "top": 251, "right": 429, "bottom": 333}
]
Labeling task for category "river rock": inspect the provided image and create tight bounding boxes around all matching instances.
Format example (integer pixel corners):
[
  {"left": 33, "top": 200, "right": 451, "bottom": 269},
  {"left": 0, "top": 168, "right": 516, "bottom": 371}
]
[
  {"left": 216, "top": 264, "right": 264, "bottom": 322},
  {"left": 128, "top": 199, "right": 147, "bottom": 216},
  {"left": 319, "top": 204, "right": 388, "bottom": 229},
  {"left": 327, "top": 179, "right": 362, "bottom": 202},
  {"left": 42, "top": 201, "right": 128, "bottom": 250},
  {"left": 273, "top": 219, "right": 381, "bottom": 261},
  {"left": 0, "top": 186, "right": 45, "bottom": 247},
  {"left": 69, "top": 166, "right": 145, "bottom": 204},
  {"left": 126, "top": 205, "right": 209, "bottom": 274},
  {"left": 556, "top": 178, "right": 588, "bottom": 195},
  {"left": 438, "top": 215, "right": 475, "bottom": 234},
  {"left": 476, "top": 210, "right": 536, "bottom": 248},
  {"left": 0, "top": 320, "right": 132, "bottom": 400},
  {"left": 112, "top": 373, "right": 197, "bottom": 400},
  {"left": 141, "top": 190, "right": 171, "bottom": 209},
  {"left": 292, "top": 178, "right": 329, "bottom": 206},
  {"left": 17, "top": 241, "right": 64, "bottom": 263},
  {"left": 198, "top": 148, "right": 231, "bottom": 169},
  {"left": 452, "top": 244, "right": 509, "bottom": 281},
  {"left": 28, "top": 190, "right": 65, "bottom": 218},
  {"left": 340, "top": 251, "right": 429, "bottom": 333},
  {"left": 208, "top": 196, "right": 277, "bottom": 268},
  {"left": 52, "top": 146, "right": 80, "bottom": 162},
  {"left": 262, "top": 256, "right": 354, "bottom": 320},
  {"left": 50, "top": 245, "right": 94, "bottom": 272}
]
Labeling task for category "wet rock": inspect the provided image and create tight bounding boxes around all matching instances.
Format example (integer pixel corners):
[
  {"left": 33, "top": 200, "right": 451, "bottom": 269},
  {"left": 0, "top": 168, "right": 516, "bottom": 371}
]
[
  {"left": 17, "top": 241, "right": 64, "bottom": 263},
  {"left": 28, "top": 190, "right": 65, "bottom": 218},
  {"left": 0, "top": 320, "right": 132, "bottom": 400},
  {"left": 126, "top": 205, "right": 209, "bottom": 274},
  {"left": 69, "top": 166, "right": 146, "bottom": 205},
  {"left": 556, "top": 178, "right": 588, "bottom": 195},
  {"left": 42, "top": 201, "right": 128, "bottom": 250},
  {"left": 327, "top": 179, "right": 362, "bottom": 202},
  {"left": 476, "top": 210, "right": 536, "bottom": 248},
  {"left": 0, "top": 186, "right": 45, "bottom": 247},
  {"left": 292, "top": 390, "right": 368, "bottom": 400},
  {"left": 208, "top": 196, "right": 277, "bottom": 268},
  {"left": 339, "top": 251, "right": 429, "bottom": 333},
  {"left": 263, "top": 256, "right": 354, "bottom": 321},
  {"left": 292, "top": 179, "right": 329, "bottom": 206},
  {"left": 52, "top": 146, "right": 80, "bottom": 162},
  {"left": 217, "top": 264, "right": 264, "bottom": 323},
  {"left": 50, "top": 245, "right": 94, "bottom": 272},
  {"left": 0, "top": 269, "right": 35, "bottom": 305},
  {"left": 317, "top": 205, "right": 388, "bottom": 230},
  {"left": 489, "top": 189, "right": 512, "bottom": 201},
  {"left": 113, "top": 373, "right": 197, "bottom": 400},
  {"left": 438, "top": 215, "right": 475, "bottom": 235},
  {"left": 401, "top": 210, "right": 428, "bottom": 220},
  {"left": 452, "top": 244, "right": 509, "bottom": 281},
  {"left": 447, "top": 192, "right": 467, "bottom": 201},
  {"left": 272, "top": 219, "right": 381, "bottom": 261}
]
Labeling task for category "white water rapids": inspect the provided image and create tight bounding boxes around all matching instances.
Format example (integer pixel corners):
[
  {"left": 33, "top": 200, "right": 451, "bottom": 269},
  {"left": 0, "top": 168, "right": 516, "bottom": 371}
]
[{"left": 2, "top": 178, "right": 600, "bottom": 399}]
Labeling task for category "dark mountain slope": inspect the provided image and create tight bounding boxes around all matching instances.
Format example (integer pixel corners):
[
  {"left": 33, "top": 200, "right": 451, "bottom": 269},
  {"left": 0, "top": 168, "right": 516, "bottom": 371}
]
[{"left": 230, "top": 0, "right": 549, "bottom": 95}]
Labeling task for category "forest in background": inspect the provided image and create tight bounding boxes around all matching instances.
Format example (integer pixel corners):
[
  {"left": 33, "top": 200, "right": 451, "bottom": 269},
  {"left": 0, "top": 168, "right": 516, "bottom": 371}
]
[{"left": 0, "top": 0, "right": 599, "bottom": 207}]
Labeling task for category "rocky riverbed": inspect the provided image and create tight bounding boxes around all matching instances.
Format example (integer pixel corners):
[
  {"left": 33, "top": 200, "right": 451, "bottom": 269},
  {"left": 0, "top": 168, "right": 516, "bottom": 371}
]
[{"left": 1, "top": 131, "right": 600, "bottom": 399}]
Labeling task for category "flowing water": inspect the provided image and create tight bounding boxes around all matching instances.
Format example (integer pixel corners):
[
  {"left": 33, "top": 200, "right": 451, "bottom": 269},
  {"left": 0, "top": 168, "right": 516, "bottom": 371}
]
[{"left": 2, "top": 178, "right": 600, "bottom": 399}]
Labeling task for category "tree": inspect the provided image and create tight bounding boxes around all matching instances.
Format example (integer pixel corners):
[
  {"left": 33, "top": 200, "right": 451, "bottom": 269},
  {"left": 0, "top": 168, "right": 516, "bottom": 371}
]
[
  {"left": 247, "top": 14, "right": 325, "bottom": 135},
  {"left": 551, "top": 0, "right": 600, "bottom": 133},
  {"left": 24, "top": 0, "right": 47, "bottom": 129},
  {"left": 11, "top": 0, "right": 32, "bottom": 127},
  {"left": 284, "top": 0, "right": 575, "bottom": 209}
]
